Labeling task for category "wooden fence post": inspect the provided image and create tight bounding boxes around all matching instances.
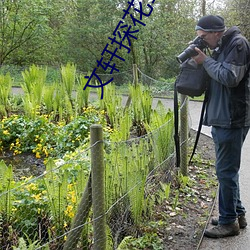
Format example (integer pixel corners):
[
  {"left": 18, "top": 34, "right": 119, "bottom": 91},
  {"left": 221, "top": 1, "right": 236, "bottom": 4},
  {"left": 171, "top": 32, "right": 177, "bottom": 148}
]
[
  {"left": 180, "top": 94, "right": 188, "bottom": 176},
  {"left": 133, "top": 64, "right": 138, "bottom": 86},
  {"left": 91, "top": 124, "right": 106, "bottom": 250}
]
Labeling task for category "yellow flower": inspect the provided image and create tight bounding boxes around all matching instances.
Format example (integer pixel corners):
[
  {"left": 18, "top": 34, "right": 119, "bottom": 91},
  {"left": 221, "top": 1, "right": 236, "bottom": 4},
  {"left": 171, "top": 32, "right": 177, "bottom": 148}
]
[
  {"left": 12, "top": 207, "right": 17, "bottom": 212},
  {"left": 71, "top": 195, "right": 76, "bottom": 204},
  {"left": 42, "top": 147, "right": 49, "bottom": 157},
  {"left": 26, "top": 183, "right": 37, "bottom": 191},
  {"left": 3, "top": 130, "right": 9, "bottom": 135},
  {"left": 100, "top": 110, "right": 106, "bottom": 115},
  {"left": 36, "top": 152, "right": 41, "bottom": 159},
  {"left": 65, "top": 205, "right": 74, "bottom": 218},
  {"left": 14, "top": 149, "right": 22, "bottom": 155},
  {"left": 32, "top": 193, "right": 42, "bottom": 201}
]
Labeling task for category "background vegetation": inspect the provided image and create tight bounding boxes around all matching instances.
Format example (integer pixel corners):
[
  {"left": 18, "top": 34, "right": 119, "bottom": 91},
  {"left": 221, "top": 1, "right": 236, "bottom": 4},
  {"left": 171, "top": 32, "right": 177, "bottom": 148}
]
[
  {"left": 0, "top": 0, "right": 235, "bottom": 248},
  {"left": 0, "top": 0, "right": 249, "bottom": 84}
]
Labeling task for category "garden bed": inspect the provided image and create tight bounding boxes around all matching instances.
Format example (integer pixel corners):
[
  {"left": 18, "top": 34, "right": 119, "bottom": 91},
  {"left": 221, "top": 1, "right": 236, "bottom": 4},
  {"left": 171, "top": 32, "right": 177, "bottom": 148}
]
[{"left": 160, "top": 131, "right": 217, "bottom": 250}]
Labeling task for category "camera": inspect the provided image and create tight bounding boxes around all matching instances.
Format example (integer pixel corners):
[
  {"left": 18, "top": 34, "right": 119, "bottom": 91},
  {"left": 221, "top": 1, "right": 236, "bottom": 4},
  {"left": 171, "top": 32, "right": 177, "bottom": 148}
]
[{"left": 176, "top": 36, "right": 208, "bottom": 64}]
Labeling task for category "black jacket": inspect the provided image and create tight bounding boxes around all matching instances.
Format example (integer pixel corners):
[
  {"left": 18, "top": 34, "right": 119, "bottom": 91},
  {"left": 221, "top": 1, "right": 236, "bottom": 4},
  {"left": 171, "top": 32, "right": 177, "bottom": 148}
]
[{"left": 203, "top": 26, "right": 250, "bottom": 128}]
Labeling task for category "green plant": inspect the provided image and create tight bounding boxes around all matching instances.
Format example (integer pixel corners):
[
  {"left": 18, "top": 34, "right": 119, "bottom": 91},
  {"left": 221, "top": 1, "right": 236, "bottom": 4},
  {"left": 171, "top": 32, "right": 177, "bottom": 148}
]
[
  {"left": 61, "top": 63, "right": 76, "bottom": 102},
  {"left": 100, "top": 84, "right": 123, "bottom": 128},
  {"left": 157, "top": 182, "right": 171, "bottom": 203},
  {"left": 117, "top": 233, "right": 163, "bottom": 250},
  {"left": 42, "top": 157, "right": 90, "bottom": 238},
  {"left": 129, "top": 83, "right": 153, "bottom": 128},
  {"left": 76, "top": 75, "right": 90, "bottom": 113},
  {"left": 43, "top": 159, "right": 69, "bottom": 224},
  {"left": 21, "top": 65, "right": 47, "bottom": 118},
  {"left": 109, "top": 109, "right": 132, "bottom": 141},
  {"left": 43, "top": 84, "right": 55, "bottom": 114},
  {"left": 178, "top": 173, "right": 191, "bottom": 189},
  {"left": 144, "top": 100, "right": 175, "bottom": 164},
  {"left": 105, "top": 136, "right": 153, "bottom": 233},
  {"left": 0, "top": 161, "right": 15, "bottom": 222},
  {"left": 0, "top": 115, "right": 57, "bottom": 157},
  {"left": 0, "top": 73, "right": 12, "bottom": 117},
  {"left": 12, "top": 176, "right": 49, "bottom": 241},
  {"left": 172, "top": 190, "right": 180, "bottom": 210},
  {"left": 0, "top": 108, "right": 104, "bottom": 158},
  {"left": 13, "top": 233, "right": 49, "bottom": 250}
]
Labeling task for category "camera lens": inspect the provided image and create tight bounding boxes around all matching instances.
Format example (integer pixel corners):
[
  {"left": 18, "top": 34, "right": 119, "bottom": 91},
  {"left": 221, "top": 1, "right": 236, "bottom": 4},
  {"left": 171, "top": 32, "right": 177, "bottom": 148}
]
[{"left": 176, "top": 44, "right": 198, "bottom": 63}]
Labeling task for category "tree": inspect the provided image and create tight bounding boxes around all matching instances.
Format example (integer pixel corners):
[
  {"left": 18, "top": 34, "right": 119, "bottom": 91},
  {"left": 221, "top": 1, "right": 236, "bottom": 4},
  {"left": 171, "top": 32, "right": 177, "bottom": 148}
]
[
  {"left": 0, "top": 0, "right": 51, "bottom": 65},
  {"left": 220, "top": 0, "right": 250, "bottom": 39}
]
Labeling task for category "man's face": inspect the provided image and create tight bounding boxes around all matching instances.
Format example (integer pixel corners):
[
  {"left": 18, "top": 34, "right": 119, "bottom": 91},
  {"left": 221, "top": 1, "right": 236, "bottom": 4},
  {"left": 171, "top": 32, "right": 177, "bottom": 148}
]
[{"left": 196, "top": 30, "right": 221, "bottom": 49}]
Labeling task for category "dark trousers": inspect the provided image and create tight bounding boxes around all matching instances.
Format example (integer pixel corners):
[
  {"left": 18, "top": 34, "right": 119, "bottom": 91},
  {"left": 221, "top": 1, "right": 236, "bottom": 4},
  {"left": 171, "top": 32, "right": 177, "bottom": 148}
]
[{"left": 211, "top": 126, "right": 249, "bottom": 225}]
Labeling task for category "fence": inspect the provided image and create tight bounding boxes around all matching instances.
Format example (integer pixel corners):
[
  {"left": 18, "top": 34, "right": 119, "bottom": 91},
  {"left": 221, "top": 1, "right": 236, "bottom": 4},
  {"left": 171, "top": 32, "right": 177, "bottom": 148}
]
[{"left": 0, "top": 64, "right": 191, "bottom": 249}]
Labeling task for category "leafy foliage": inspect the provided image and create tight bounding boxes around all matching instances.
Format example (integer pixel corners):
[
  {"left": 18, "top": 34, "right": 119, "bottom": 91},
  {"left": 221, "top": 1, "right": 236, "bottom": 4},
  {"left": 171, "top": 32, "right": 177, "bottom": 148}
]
[
  {"left": 0, "top": 110, "right": 101, "bottom": 158},
  {"left": 0, "top": 0, "right": 231, "bottom": 80}
]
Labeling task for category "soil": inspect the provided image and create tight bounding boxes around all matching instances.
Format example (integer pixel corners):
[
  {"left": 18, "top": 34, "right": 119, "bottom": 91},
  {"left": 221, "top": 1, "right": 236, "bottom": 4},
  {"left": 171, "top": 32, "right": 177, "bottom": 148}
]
[
  {"left": 158, "top": 130, "right": 217, "bottom": 250},
  {"left": 0, "top": 152, "right": 45, "bottom": 180}
]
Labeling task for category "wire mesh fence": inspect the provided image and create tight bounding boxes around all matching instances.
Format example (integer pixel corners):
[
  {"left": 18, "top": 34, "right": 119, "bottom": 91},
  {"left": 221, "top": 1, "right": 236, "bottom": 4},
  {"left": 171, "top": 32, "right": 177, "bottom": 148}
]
[
  {"left": 0, "top": 65, "right": 191, "bottom": 249},
  {"left": 0, "top": 119, "right": 187, "bottom": 249}
]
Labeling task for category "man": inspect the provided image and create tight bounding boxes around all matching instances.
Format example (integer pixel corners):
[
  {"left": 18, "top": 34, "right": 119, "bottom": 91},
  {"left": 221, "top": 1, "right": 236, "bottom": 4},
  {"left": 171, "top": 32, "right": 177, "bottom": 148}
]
[{"left": 192, "top": 15, "right": 250, "bottom": 238}]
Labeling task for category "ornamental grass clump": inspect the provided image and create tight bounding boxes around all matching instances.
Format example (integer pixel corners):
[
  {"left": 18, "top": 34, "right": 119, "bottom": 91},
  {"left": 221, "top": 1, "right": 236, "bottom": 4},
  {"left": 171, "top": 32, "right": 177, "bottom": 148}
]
[
  {"left": 129, "top": 83, "right": 153, "bottom": 135},
  {"left": 21, "top": 65, "right": 47, "bottom": 118},
  {"left": 0, "top": 73, "right": 12, "bottom": 117},
  {"left": 76, "top": 75, "right": 90, "bottom": 114},
  {"left": 60, "top": 63, "right": 76, "bottom": 104},
  {"left": 144, "top": 100, "right": 175, "bottom": 164}
]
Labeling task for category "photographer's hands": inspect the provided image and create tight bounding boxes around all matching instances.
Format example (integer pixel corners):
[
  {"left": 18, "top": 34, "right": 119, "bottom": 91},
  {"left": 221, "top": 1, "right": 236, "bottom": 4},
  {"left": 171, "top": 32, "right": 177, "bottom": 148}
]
[{"left": 192, "top": 47, "right": 207, "bottom": 64}]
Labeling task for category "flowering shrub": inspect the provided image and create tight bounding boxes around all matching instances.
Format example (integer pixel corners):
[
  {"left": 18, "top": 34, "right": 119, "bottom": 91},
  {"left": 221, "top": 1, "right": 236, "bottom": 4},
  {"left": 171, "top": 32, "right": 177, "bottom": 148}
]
[{"left": 0, "top": 106, "right": 105, "bottom": 158}]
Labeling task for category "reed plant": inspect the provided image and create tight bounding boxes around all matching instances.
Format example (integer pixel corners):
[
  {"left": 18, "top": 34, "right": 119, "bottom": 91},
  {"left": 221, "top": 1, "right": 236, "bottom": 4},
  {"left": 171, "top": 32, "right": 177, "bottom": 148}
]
[
  {"left": 21, "top": 65, "right": 47, "bottom": 118},
  {"left": 105, "top": 136, "right": 153, "bottom": 226},
  {"left": 48, "top": 64, "right": 76, "bottom": 122},
  {"left": 109, "top": 109, "right": 132, "bottom": 141},
  {"left": 0, "top": 73, "right": 12, "bottom": 117},
  {"left": 43, "top": 84, "right": 55, "bottom": 114},
  {"left": 129, "top": 83, "right": 153, "bottom": 135},
  {"left": 145, "top": 100, "right": 175, "bottom": 164},
  {"left": 43, "top": 159, "right": 67, "bottom": 220},
  {"left": 43, "top": 159, "right": 69, "bottom": 246},
  {"left": 61, "top": 63, "right": 76, "bottom": 103},
  {"left": 76, "top": 75, "right": 90, "bottom": 114},
  {"left": 0, "top": 161, "right": 14, "bottom": 222},
  {"left": 127, "top": 140, "right": 150, "bottom": 224},
  {"left": 52, "top": 83, "right": 73, "bottom": 122},
  {"left": 99, "top": 84, "right": 122, "bottom": 128}
]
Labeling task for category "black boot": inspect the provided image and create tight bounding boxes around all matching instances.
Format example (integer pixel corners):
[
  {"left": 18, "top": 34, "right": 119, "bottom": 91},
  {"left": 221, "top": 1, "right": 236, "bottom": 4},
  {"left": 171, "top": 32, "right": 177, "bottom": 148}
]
[
  {"left": 204, "top": 222, "right": 240, "bottom": 238},
  {"left": 211, "top": 214, "right": 247, "bottom": 229}
]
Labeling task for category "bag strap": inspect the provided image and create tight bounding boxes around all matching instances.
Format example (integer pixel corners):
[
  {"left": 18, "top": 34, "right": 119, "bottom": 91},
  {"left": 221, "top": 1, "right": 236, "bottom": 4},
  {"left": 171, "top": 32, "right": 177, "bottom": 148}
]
[
  {"left": 174, "top": 80, "right": 208, "bottom": 167},
  {"left": 188, "top": 91, "right": 208, "bottom": 164},
  {"left": 174, "top": 80, "right": 180, "bottom": 168}
]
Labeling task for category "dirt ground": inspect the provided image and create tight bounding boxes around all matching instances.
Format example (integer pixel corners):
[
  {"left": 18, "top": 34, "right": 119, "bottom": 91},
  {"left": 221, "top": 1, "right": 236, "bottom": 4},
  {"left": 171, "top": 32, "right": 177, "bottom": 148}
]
[{"left": 158, "top": 130, "right": 217, "bottom": 250}]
